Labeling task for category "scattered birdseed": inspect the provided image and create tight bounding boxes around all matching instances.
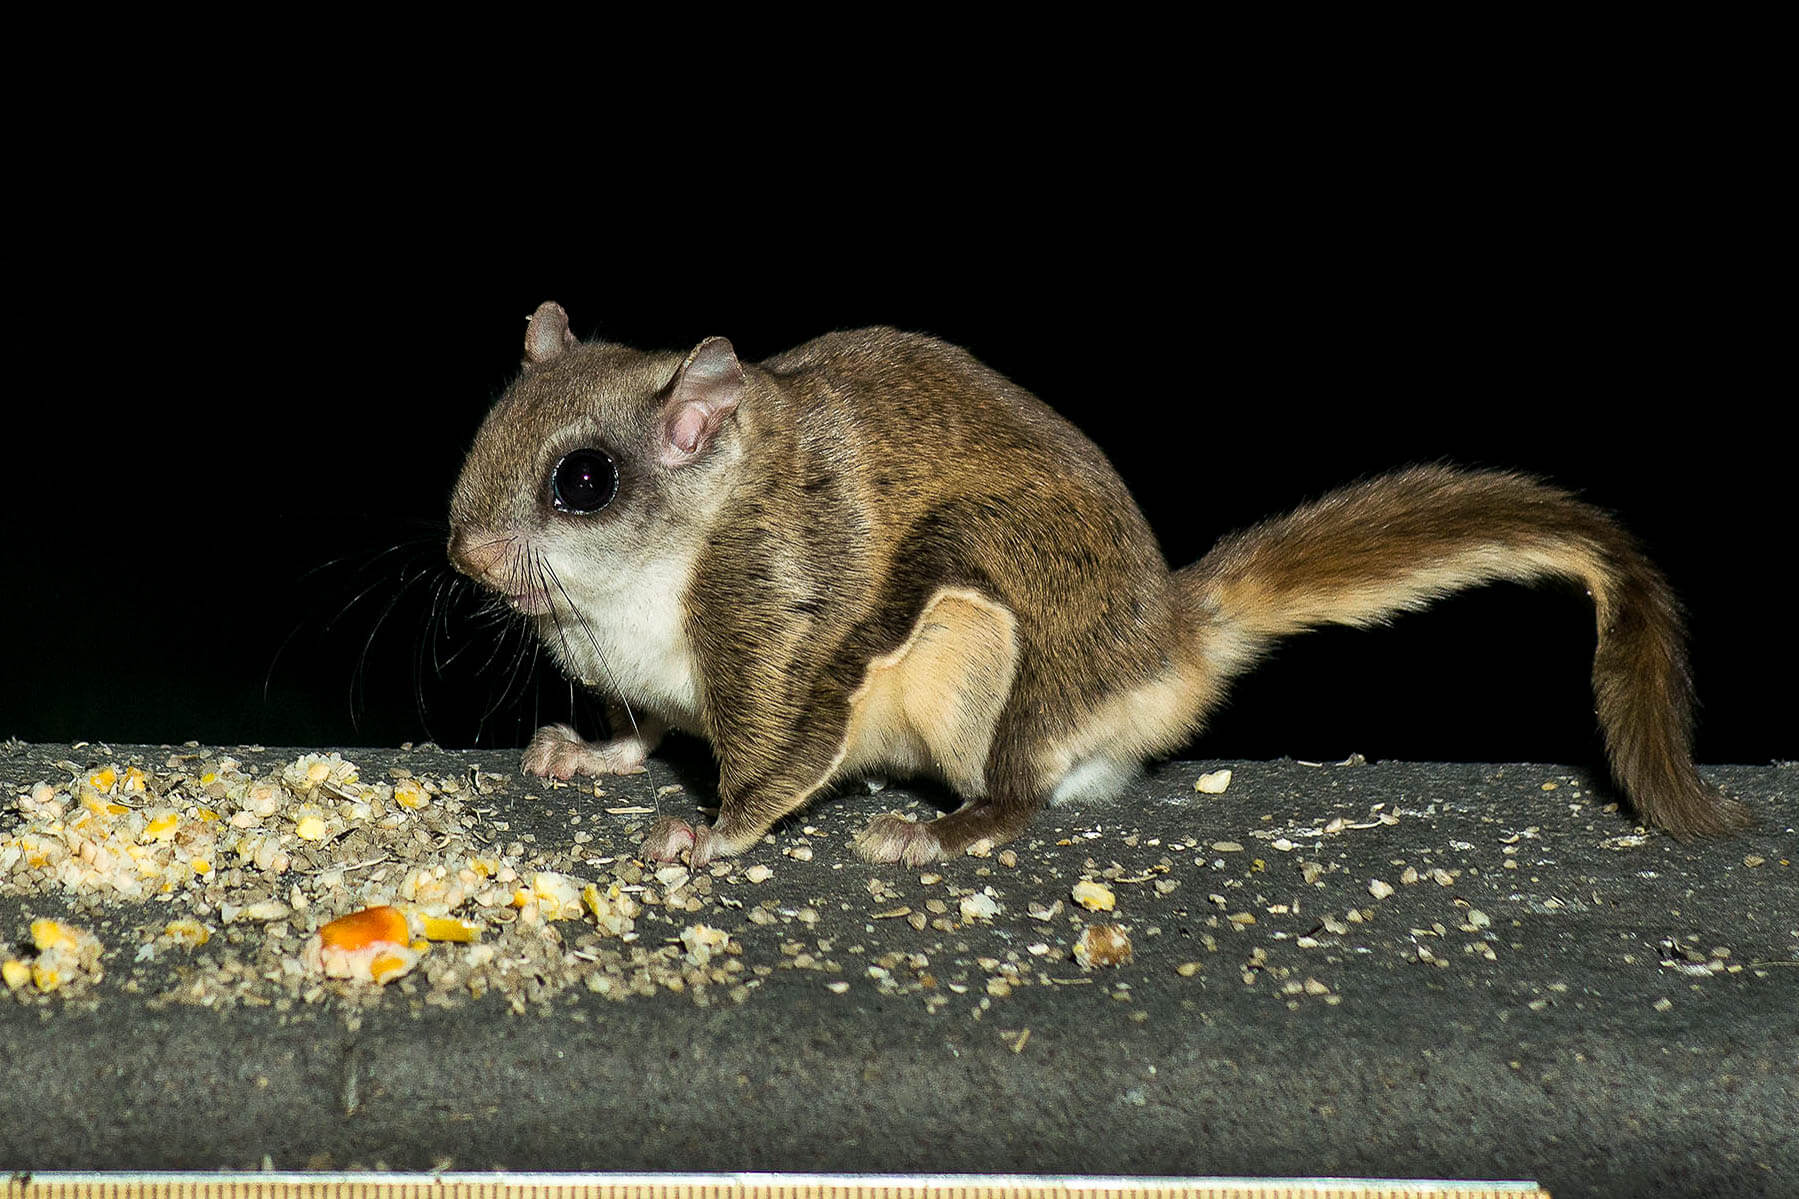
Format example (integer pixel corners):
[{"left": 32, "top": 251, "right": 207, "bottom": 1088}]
[
  {"left": 1195, "top": 770, "right": 1233, "bottom": 794},
  {"left": 6, "top": 748, "right": 1773, "bottom": 1029}
]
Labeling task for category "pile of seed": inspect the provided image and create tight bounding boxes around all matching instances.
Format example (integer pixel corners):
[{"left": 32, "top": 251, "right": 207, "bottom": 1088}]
[{"left": 0, "top": 750, "right": 761, "bottom": 1012}]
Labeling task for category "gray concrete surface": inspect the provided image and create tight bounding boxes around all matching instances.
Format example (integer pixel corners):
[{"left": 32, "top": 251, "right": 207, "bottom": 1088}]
[{"left": 1, "top": 743, "right": 1793, "bottom": 1198}]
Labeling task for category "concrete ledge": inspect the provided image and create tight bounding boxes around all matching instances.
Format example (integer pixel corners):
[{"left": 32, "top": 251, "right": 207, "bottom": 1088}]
[{"left": 1, "top": 744, "right": 1793, "bottom": 1199}]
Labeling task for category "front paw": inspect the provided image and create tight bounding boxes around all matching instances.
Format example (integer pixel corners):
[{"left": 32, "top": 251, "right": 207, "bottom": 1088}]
[
  {"left": 641, "top": 817, "right": 754, "bottom": 869},
  {"left": 642, "top": 816, "right": 697, "bottom": 862},
  {"left": 522, "top": 723, "right": 651, "bottom": 779}
]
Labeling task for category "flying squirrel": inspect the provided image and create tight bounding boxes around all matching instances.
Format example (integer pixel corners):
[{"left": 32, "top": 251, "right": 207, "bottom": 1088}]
[{"left": 448, "top": 301, "right": 1750, "bottom": 867}]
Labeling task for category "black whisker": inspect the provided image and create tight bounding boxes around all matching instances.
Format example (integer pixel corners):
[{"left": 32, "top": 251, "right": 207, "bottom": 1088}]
[{"left": 348, "top": 554, "right": 445, "bottom": 733}]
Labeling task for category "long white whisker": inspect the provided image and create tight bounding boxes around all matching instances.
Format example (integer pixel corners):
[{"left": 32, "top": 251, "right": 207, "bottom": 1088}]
[{"left": 539, "top": 556, "right": 641, "bottom": 741}]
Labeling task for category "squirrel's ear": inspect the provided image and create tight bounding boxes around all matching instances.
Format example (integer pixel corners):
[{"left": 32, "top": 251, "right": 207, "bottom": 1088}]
[
  {"left": 659, "top": 337, "right": 742, "bottom": 468},
  {"left": 523, "top": 301, "right": 577, "bottom": 365}
]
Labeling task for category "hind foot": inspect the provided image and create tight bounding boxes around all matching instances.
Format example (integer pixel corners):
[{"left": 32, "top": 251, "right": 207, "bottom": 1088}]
[
  {"left": 856, "top": 799, "right": 1036, "bottom": 865},
  {"left": 855, "top": 813, "right": 948, "bottom": 866}
]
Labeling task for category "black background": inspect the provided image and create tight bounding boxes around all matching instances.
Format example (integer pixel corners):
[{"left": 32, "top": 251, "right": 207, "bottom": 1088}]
[{"left": 5, "top": 58, "right": 1787, "bottom": 777}]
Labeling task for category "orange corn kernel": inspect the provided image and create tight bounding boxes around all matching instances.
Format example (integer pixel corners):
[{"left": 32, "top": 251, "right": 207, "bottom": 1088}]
[{"left": 318, "top": 905, "right": 409, "bottom": 951}]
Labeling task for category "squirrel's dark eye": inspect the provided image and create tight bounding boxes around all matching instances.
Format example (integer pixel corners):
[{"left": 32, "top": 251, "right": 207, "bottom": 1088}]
[{"left": 550, "top": 449, "right": 619, "bottom": 513}]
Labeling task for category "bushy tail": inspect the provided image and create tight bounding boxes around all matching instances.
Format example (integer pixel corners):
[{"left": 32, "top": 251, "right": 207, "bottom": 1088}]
[{"left": 1176, "top": 465, "right": 1749, "bottom": 838}]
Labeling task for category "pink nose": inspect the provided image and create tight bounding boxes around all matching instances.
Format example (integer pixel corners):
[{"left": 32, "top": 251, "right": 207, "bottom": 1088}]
[{"left": 449, "top": 531, "right": 511, "bottom": 579}]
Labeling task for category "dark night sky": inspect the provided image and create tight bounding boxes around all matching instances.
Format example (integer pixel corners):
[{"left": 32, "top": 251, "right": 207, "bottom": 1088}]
[{"left": 6, "top": 85, "right": 1787, "bottom": 777}]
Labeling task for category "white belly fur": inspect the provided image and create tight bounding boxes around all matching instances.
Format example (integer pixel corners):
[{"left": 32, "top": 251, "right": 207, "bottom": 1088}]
[
  {"left": 1049, "top": 754, "right": 1137, "bottom": 804},
  {"left": 538, "top": 550, "right": 700, "bottom": 725}
]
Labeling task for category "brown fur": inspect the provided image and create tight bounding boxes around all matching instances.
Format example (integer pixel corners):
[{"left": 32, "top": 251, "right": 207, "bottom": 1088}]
[
  {"left": 449, "top": 304, "right": 1749, "bottom": 867},
  {"left": 1179, "top": 467, "right": 1750, "bottom": 837}
]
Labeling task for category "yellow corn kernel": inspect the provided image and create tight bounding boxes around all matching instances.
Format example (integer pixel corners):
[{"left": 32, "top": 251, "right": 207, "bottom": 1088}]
[
  {"left": 1072, "top": 879, "right": 1116, "bottom": 912},
  {"left": 142, "top": 812, "right": 178, "bottom": 842},
  {"left": 367, "top": 950, "right": 412, "bottom": 983},
  {"left": 121, "top": 766, "right": 149, "bottom": 793},
  {"left": 189, "top": 858, "right": 212, "bottom": 876},
  {"left": 199, "top": 771, "right": 218, "bottom": 786},
  {"left": 87, "top": 767, "right": 117, "bottom": 792},
  {"left": 163, "top": 919, "right": 211, "bottom": 947},
  {"left": 1, "top": 959, "right": 29, "bottom": 990},
  {"left": 524, "top": 872, "right": 581, "bottom": 919},
  {"left": 193, "top": 807, "right": 219, "bottom": 822},
  {"left": 294, "top": 815, "right": 328, "bottom": 841},
  {"left": 30, "top": 961, "right": 63, "bottom": 992},
  {"left": 31, "top": 920, "right": 75, "bottom": 952},
  {"left": 393, "top": 781, "right": 428, "bottom": 809},
  {"left": 418, "top": 914, "right": 479, "bottom": 942},
  {"left": 468, "top": 856, "right": 498, "bottom": 878}
]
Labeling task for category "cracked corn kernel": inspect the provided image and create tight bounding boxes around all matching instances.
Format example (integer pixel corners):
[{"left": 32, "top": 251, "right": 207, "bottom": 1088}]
[
  {"left": 582, "top": 882, "right": 638, "bottom": 938},
  {"left": 294, "top": 815, "right": 328, "bottom": 841},
  {"left": 1194, "top": 769, "right": 1232, "bottom": 794},
  {"left": 1072, "top": 879, "right": 1116, "bottom": 911},
  {"left": 319, "top": 905, "right": 409, "bottom": 951},
  {"left": 418, "top": 914, "right": 479, "bottom": 943},
  {"left": 80, "top": 793, "right": 128, "bottom": 818},
  {"left": 32, "top": 920, "right": 76, "bottom": 952},
  {"left": 516, "top": 872, "right": 582, "bottom": 920},
  {"left": 19, "top": 920, "right": 103, "bottom": 993},
  {"left": 367, "top": 950, "right": 413, "bottom": 983},
  {"left": 679, "top": 923, "right": 729, "bottom": 967},
  {"left": 162, "top": 919, "right": 211, "bottom": 947},
  {"left": 141, "top": 812, "right": 178, "bottom": 842},
  {"left": 2, "top": 960, "right": 29, "bottom": 990},
  {"left": 87, "top": 767, "right": 117, "bottom": 792},
  {"left": 303, "top": 905, "right": 418, "bottom": 985}
]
